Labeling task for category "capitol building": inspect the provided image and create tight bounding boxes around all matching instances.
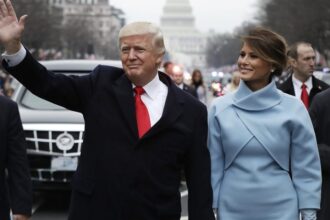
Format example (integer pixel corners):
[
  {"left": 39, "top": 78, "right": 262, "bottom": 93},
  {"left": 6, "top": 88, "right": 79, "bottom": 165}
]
[{"left": 160, "top": 0, "right": 207, "bottom": 69}]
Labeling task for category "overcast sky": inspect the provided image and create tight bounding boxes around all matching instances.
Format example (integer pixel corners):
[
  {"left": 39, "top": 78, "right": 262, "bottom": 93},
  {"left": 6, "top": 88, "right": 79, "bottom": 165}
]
[{"left": 109, "top": 0, "right": 260, "bottom": 33}]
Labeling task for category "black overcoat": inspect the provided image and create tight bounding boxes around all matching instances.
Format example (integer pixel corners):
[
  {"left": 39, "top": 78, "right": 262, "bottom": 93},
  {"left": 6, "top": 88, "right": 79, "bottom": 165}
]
[
  {"left": 309, "top": 88, "right": 330, "bottom": 220},
  {"left": 0, "top": 96, "right": 32, "bottom": 220}
]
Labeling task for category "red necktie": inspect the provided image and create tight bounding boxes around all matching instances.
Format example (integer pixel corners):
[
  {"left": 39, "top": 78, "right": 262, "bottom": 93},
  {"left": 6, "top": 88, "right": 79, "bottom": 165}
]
[
  {"left": 301, "top": 83, "right": 309, "bottom": 108},
  {"left": 134, "top": 86, "right": 151, "bottom": 138}
]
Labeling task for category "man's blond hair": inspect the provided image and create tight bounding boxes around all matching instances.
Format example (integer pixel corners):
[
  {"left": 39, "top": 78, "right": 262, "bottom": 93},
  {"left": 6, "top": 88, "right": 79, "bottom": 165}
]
[{"left": 118, "top": 22, "right": 165, "bottom": 54}]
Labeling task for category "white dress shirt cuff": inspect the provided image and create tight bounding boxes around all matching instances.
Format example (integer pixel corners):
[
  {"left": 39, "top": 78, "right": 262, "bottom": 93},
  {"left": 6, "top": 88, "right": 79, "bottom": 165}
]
[
  {"left": 2, "top": 44, "right": 26, "bottom": 67},
  {"left": 301, "top": 209, "right": 317, "bottom": 220}
]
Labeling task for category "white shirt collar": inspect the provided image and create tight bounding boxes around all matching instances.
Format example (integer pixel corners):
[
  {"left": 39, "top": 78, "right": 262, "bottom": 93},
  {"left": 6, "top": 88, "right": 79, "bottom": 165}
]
[
  {"left": 292, "top": 74, "right": 313, "bottom": 90},
  {"left": 133, "top": 73, "right": 164, "bottom": 100},
  {"left": 176, "top": 83, "right": 184, "bottom": 89}
]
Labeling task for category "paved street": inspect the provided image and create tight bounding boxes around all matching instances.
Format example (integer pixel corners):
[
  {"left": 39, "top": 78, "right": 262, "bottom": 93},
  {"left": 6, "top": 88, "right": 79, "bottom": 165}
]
[
  {"left": 30, "top": 183, "right": 189, "bottom": 220},
  {"left": 30, "top": 192, "right": 70, "bottom": 220}
]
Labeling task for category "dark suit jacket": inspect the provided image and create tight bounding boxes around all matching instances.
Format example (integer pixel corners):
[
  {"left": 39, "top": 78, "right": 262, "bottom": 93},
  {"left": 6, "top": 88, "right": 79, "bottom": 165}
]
[
  {"left": 183, "top": 83, "right": 198, "bottom": 98},
  {"left": 309, "top": 88, "right": 330, "bottom": 220},
  {"left": 4, "top": 51, "right": 214, "bottom": 220},
  {"left": 278, "top": 75, "right": 329, "bottom": 106},
  {"left": 0, "top": 96, "right": 32, "bottom": 220}
]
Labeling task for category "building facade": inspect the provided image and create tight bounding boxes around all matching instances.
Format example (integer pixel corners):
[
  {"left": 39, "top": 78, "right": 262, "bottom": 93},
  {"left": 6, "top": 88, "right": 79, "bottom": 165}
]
[
  {"left": 48, "top": 0, "right": 125, "bottom": 58},
  {"left": 160, "top": 0, "right": 207, "bottom": 68}
]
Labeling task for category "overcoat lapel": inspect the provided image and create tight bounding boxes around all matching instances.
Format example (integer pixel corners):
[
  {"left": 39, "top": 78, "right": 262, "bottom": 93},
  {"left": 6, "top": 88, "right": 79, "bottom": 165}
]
[
  {"left": 144, "top": 73, "right": 184, "bottom": 138},
  {"left": 112, "top": 74, "right": 138, "bottom": 137},
  {"left": 281, "top": 75, "right": 295, "bottom": 96},
  {"left": 310, "top": 75, "right": 327, "bottom": 102}
]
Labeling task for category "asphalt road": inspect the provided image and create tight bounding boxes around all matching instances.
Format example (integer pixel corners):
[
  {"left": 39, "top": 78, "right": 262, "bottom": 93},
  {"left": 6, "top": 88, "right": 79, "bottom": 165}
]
[{"left": 30, "top": 184, "right": 189, "bottom": 220}]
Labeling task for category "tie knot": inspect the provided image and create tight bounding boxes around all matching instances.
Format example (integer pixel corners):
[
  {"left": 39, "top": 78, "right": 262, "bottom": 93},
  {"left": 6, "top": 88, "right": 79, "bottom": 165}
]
[
  {"left": 301, "top": 83, "right": 307, "bottom": 89},
  {"left": 134, "top": 86, "right": 145, "bottom": 96}
]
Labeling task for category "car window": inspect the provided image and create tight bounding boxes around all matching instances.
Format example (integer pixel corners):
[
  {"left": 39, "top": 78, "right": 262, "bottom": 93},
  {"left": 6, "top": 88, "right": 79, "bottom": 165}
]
[
  {"left": 21, "top": 89, "right": 65, "bottom": 110},
  {"left": 322, "top": 74, "right": 330, "bottom": 85}
]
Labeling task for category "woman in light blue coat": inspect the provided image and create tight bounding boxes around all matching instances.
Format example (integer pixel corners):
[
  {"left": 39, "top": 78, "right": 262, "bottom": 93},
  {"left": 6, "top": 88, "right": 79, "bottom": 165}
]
[{"left": 208, "top": 27, "right": 321, "bottom": 220}]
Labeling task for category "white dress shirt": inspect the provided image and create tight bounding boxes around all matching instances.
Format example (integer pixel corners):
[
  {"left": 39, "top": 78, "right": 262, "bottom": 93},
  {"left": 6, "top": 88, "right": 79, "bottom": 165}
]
[
  {"left": 292, "top": 74, "right": 313, "bottom": 97},
  {"left": 2, "top": 44, "right": 168, "bottom": 127},
  {"left": 133, "top": 75, "right": 168, "bottom": 127}
]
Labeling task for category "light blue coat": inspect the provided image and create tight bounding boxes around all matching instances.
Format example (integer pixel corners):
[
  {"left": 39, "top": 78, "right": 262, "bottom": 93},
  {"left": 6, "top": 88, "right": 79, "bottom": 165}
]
[{"left": 208, "top": 80, "right": 321, "bottom": 220}]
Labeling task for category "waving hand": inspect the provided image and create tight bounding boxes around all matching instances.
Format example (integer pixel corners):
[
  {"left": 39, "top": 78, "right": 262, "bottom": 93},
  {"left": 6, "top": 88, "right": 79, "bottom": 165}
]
[{"left": 0, "top": 0, "right": 27, "bottom": 53}]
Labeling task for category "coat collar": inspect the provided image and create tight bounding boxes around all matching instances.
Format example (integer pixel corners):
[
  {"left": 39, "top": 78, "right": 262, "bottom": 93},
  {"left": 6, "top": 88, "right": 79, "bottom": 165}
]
[
  {"left": 233, "top": 79, "right": 281, "bottom": 111},
  {"left": 280, "top": 75, "right": 295, "bottom": 95},
  {"left": 281, "top": 74, "right": 327, "bottom": 95},
  {"left": 311, "top": 75, "right": 327, "bottom": 91}
]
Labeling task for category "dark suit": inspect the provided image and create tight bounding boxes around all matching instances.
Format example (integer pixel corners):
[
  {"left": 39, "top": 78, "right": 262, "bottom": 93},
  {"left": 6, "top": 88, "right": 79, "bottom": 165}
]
[
  {"left": 4, "top": 51, "right": 214, "bottom": 220},
  {"left": 182, "top": 83, "right": 198, "bottom": 98},
  {"left": 278, "top": 75, "right": 329, "bottom": 106},
  {"left": 0, "top": 96, "right": 32, "bottom": 220},
  {"left": 309, "top": 88, "right": 330, "bottom": 220}
]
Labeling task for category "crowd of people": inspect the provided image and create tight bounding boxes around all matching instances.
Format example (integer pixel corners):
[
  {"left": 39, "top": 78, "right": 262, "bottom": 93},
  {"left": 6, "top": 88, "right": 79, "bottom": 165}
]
[
  {"left": 0, "top": 72, "right": 14, "bottom": 97},
  {"left": 0, "top": 0, "right": 329, "bottom": 220}
]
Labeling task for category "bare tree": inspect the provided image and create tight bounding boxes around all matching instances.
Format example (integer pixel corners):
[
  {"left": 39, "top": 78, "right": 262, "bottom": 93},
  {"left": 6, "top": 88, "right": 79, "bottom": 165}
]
[
  {"left": 205, "top": 34, "right": 241, "bottom": 68},
  {"left": 206, "top": 0, "right": 330, "bottom": 67},
  {"left": 98, "top": 26, "right": 121, "bottom": 60},
  {"left": 14, "top": 0, "right": 62, "bottom": 51},
  {"left": 258, "top": 0, "right": 330, "bottom": 64},
  {"left": 61, "top": 16, "right": 97, "bottom": 59},
  {"left": 13, "top": 1, "right": 122, "bottom": 60},
  {"left": 205, "top": 23, "right": 256, "bottom": 68}
]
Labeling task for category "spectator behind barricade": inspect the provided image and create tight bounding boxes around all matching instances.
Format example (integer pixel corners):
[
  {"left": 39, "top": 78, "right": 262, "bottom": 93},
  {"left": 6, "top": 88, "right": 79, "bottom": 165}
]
[
  {"left": 163, "top": 61, "right": 174, "bottom": 79},
  {"left": 5, "top": 87, "right": 14, "bottom": 97},
  {"left": 223, "top": 71, "right": 240, "bottom": 94},
  {"left": 172, "top": 65, "right": 198, "bottom": 98},
  {"left": 191, "top": 69, "right": 207, "bottom": 105}
]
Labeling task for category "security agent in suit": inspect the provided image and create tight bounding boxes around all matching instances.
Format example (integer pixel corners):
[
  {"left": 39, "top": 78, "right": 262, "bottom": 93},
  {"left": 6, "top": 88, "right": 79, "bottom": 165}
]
[
  {"left": 0, "top": 1, "right": 214, "bottom": 220},
  {"left": 0, "top": 95, "right": 32, "bottom": 220},
  {"left": 278, "top": 42, "right": 329, "bottom": 107},
  {"left": 172, "top": 65, "right": 198, "bottom": 98},
  {"left": 309, "top": 88, "right": 330, "bottom": 220}
]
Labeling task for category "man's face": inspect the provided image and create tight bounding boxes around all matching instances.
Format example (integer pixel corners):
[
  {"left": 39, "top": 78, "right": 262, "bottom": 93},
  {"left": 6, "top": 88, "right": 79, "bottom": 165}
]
[
  {"left": 120, "top": 34, "right": 163, "bottom": 86},
  {"left": 291, "top": 44, "right": 315, "bottom": 80},
  {"left": 172, "top": 68, "right": 184, "bottom": 85},
  {"left": 164, "top": 63, "right": 174, "bottom": 78}
]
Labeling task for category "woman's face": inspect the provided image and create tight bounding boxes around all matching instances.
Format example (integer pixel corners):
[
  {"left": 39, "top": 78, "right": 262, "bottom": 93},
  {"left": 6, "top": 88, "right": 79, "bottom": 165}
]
[
  {"left": 193, "top": 72, "right": 202, "bottom": 82},
  {"left": 237, "top": 42, "right": 272, "bottom": 91}
]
